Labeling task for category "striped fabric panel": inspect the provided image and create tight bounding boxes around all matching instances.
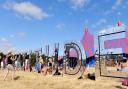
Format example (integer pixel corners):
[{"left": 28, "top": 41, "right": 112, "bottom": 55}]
[{"left": 81, "top": 29, "right": 94, "bottom": 58}]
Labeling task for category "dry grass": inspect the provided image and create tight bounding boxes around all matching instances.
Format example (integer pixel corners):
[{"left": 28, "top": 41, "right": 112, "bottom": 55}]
[{"left": 0, "top": 70, "right": 127, "bottom": 89}]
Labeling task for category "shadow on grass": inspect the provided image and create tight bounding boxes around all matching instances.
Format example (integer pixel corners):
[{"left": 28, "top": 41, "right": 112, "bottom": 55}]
[
  {"left": 115, "top": 86, "right": 127, "bottom": 89},
  {"left": 14, "top": 76, "right": 20, "bottom": 80}
]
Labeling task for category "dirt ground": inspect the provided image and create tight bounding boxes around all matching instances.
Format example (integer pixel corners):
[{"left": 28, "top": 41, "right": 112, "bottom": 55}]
[{"left": 0, "top": 70, "right": 127, "bottom": 89}]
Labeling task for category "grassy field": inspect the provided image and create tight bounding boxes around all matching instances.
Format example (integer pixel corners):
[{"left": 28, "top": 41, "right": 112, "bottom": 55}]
[{"left": 0, "top": 70, "right": 127, "bottom": 89}]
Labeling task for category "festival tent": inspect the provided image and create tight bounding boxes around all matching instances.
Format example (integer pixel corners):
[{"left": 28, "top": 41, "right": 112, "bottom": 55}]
[{"left": 104, "top": 22, "right": 128, "bottom": 54}]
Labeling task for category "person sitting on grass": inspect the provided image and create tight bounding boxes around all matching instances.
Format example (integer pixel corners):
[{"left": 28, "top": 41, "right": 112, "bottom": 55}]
[{"left": 3, "top": 52, "right": 16, "bottom": 81}]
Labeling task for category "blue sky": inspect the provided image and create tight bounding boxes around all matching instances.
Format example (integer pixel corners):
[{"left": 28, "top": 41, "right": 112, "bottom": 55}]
[{"left": 0, "top": 0, "right": 128, "bottom": 55}]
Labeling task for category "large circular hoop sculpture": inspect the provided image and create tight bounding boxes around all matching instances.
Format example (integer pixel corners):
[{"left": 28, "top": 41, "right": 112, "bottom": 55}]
[{"left": 64, "top": 42, "right": 84, "bottom": 76}]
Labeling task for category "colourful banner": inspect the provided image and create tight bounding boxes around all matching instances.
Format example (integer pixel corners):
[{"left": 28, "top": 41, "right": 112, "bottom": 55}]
[
  {"left": 81, "top": 27, "right": 94, "bottom": 58},
  {"left": 104, "top": 25, "right": 128, "bottom": 53}
]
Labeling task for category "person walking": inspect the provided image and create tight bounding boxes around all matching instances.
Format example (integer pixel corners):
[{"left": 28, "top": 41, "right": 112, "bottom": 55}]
[{"left": 3, "top": 52, "right": 16, "bottom": 81}]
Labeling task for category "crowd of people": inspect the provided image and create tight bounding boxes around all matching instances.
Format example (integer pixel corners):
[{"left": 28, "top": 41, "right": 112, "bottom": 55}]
[
  {"left": 0, "top": 51, "right": 64, "bottom": 80},
  {"left": 0, "top": 52, "right": 30, "bottom": 71},
  {"left": 36, "top": 55, "right": 55, "bottom": 75},
  {"left": 0, "top": 52, "right": 31, "bottom": 80}
]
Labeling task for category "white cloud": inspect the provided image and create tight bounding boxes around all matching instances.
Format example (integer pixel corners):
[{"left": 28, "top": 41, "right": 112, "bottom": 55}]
[
  {"left": 0, "top": 37, "right": 8, "bottom": 42},
  {"left": 56, "top": 23, "right": 65, "bottom": 29},
  {"left": 104, "top": 10, "right": 112, "bottom": 15},
  {"left": 57, "top": 0, "right": 90, "bottom": 9},
  {"left": 17, "top": 32, "right": 26, "bottom": 37},
  {"left": 98, "top": 19, "right": 107, "bottom": 25},
  {"left": 3, "top": 1, "right": 49, "bottom": 20},
  {"left": 0, "top": 31, "right": 28, "bottom": 53},
  {"left": 117, "top": 12, "right": 122, "bottom": 15},
  {"left": 104, "top": 0, "right": 123, "bottom": 15},
  {"left": 12, "top": 48, "right": 30, "bottom": 54},
  {"left": 115, "top": 0, "right": 122, "bottom": 6},
  {"left": 10, "top": 34, "right": 15, "bottom": 38},
  {"left": 0, "top": 38, "right": 13, "bottom": 53},
  {"left": 0, "top": 32, "right": 27, "bottom": 53},
  {"left": 9, "top": 32, "right": 27, "bottom": 38},
  {"left": 99, "top": 23, "right": 126, "bottom": 35},
  {"left": 105, "top": 0, "right": 110, "bottom": 2},
  {"left": 70, "top": 0, "right": 90, "bottom": 9},
  {"left": 122, "top": 5, "right": 126, "bottom": 9},
  {"left": 99, "top": 29, "right": 108, "bottom": 34},
  {"left": 112, "top": 0, "right": 123, "bottom": 10},
  {"left": 92, "top": 19, "right": 107, "bottom": 28},
  {"left": 57, "top": 0, "right": 66, "bottom": 2},
  {"left": 99, "top": 27, "right": 114, "bottom": 35}
]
